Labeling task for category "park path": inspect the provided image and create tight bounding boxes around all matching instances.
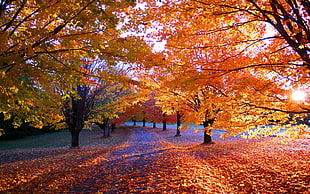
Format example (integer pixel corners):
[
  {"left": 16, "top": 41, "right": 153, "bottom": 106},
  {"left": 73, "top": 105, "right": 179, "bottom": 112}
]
[
  {"left": 71, "top": 126, "right": 182, "bottom": 193},
  {"left": 2, "top": 125, "right": 309, "bottom": 193}
]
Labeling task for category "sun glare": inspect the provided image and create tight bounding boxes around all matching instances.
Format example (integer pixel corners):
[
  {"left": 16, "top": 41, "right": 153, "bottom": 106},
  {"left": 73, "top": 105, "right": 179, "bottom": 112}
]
[{"left": 291, "top": 90, "right": 307, "bottom": 101}]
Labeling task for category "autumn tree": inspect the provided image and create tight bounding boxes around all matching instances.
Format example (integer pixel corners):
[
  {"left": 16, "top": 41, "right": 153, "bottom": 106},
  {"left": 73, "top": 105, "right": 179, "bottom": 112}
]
[
  {"left": 145, "top": 0, "right": 309, "bottom": 110},
  {"left": 140, "top": 98, "right": 163, "bottom": 128},
  {"left": 135, "top": 71, "right": 186, "bottom": 136},
  {"left": 90, "top": 67, "right": 138, "bottom": 138},
  {"left": 122, "top": 102, "right": 144, "bottom": 126},
  {"left": 0, "top": 0, "right": 152, "bottom": 135},
  {"left": 61, "top": 61, "right": 107, "bottom": 147},
  {"left": 131, "top": 0, "right": 310, "bottom": 138},
  {"left": 63, "top": 85, "right": 94, "bottom": 148},
  {"left": 153, "top": 75, "right": 223, "bottom": 143}
]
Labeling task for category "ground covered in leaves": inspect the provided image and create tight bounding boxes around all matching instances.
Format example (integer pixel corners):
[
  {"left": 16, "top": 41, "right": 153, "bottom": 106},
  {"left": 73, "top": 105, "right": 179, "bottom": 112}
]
[{"left": 1, "top": 125, "right": 309, "bottom": 193}]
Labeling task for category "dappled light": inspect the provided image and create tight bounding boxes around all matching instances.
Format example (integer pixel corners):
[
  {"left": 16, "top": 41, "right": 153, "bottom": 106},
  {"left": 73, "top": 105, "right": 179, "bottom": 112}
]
[
  {"left": 1, "top": 0, "right": 310, "bottom": 193},
  {"left": 1, "top": 126, "right": 309, "bottom": 193}
]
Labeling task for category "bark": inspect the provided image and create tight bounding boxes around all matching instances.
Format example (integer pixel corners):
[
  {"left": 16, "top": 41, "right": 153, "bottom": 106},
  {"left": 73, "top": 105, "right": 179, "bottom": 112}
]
[
  {"left": 66, "top": 110, "right": 85, "bottom": 148},
  {"left": 175, "top": 111, "right": 181, "bottom": 136},
  {"left": 70, "top": 130, "right": 80, "bottom": 148},
  {"left": 103, "top": 124, "right": 110, "bottom": 138},
  {"left": 111, "top": 123, "right": 116, "bottom": 132},
  {"left": 162, "top": 114, "right": 167, "bottom": 131},
  {"left": 142, "top": 118, "right": 146, "bottom": 127},
  {"left": 100, "top": 118, "right": 110, "bottom": 138},
  {"left": 63, "top": 85, "right": 93, "bottom": 148},
  {"left": 203, "top": 130, "right": 212, "bottom": 144},
  {"left": 163, "top": 118, "right": 167, "bottom": 131},
  {"left": 202, "top": 119, "right": 215, "bottom": 144}
]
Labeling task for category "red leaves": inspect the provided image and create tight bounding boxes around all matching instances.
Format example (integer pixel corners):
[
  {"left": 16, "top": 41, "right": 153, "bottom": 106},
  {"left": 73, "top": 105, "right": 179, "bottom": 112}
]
[{"left": 1, "top": 126, "right": 309, "bottom": 193}]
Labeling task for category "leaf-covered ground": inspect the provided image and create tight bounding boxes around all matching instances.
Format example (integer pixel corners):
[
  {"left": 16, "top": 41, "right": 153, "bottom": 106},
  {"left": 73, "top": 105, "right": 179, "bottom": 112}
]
[{"left": 0, "top": 125, "right": 309, "bottom": 193}]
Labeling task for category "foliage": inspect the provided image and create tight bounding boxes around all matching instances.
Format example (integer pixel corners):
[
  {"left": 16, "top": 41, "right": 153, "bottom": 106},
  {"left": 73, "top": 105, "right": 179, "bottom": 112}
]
[
  {"left": 0, "top": 125, "right": 309, "bottom": 193},
  {"left": 132, "top": 0, "right": 310, "bottom": 138},
  {"left": 0, "top": 0, "right": 151, "bottom": 132},
  {"left": 0, "top": 113, "right": 56, "bottom": 140},
  {"left": 62, "top": 60, "right": 144, "bottom": 146},
  {"left": 89, "top": 67, "right": 139, "bottom": 124}
]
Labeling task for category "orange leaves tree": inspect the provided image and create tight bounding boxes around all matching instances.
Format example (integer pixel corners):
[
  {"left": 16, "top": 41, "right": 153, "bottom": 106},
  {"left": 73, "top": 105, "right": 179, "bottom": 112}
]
[{"left": 133, "top": 0, "right": 309, "bottom": 138}]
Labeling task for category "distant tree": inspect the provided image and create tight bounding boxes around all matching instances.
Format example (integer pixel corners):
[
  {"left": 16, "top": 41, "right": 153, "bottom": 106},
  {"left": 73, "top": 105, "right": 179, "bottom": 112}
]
[{"left": 90, "top": 69, "right": 138, "bottom": 138}]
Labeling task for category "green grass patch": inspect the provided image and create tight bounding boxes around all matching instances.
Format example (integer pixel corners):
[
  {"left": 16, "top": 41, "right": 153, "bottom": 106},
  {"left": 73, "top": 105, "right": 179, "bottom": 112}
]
[{"left": 0, "top": 127, "right": 130, "bottom": 151}]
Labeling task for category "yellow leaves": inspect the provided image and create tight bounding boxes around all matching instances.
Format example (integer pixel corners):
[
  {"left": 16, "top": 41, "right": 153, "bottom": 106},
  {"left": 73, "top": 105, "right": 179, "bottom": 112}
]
[
  {"left": 0, "top": 128, "right": 4, "bottom": 136},
  {"left": 9, "top": 86, "right": 19, "bottom": 94},
  {"left": 281, "top": 124, "right": 310, "bottom": 139},
  {"left": 0, "top": 71, "right": 5, "bottom": 79}
]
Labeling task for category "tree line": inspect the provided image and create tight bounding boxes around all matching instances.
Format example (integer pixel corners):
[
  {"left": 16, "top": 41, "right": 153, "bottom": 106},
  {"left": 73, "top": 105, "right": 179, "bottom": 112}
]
[{"left": 0, "top": 0, "right": 309, "bottom": 147}]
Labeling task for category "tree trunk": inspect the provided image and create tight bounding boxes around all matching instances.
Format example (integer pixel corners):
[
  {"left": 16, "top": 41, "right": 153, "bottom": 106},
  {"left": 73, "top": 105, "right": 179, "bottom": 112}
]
[
  {"left": 203, "top": 130, "right": 212, "bottom": 144},
  {"left": 202, "top": 119, "right": 215, "bottom": 144},
  {"left": 70, "top": 130, "right": 80, "bottom": 148},
  {"left": 67, "top": 109, "right": 85, "bottom": 148},
  {"left": 153, "top": 122, "right": 156, "bottom": 128},
  {"left": 163, "top": 114, "right": 167, "bottom": 131},
  {"left": 102, "top": 118, "right": 110, "bottom": 138},
  {"left": 163, "top": 119, "right": 167, "bottom": 131},
  {"left": 111, "top": 123, "right": 116, "bottom": 132},
  {"left": 63, "top": 85, "right": 92, "bottom": 148},
  {"left": 133, "top": 119, "right": 136, "bottom": 126},
  {"left": 103, "top": 125, "right": 110, "bottom": 137},
  {"left": 143, "top": 118, "right": 146, "bottom": 127},
  {"left": 175, "top": 111, "right": 181, "bottom": 136}
]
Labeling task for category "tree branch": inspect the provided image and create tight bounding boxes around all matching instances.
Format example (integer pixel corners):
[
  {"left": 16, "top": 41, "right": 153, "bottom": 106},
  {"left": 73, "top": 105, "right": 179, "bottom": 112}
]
[
  {"left": 2, "top": 0, "right": 26, "bottom": 32},
  {"left": 198, "top": 63, "right": 304, "bottom": 72},
  {"left": 242, "top": 101, "right": 310, "bottom": 114},
  {"left": 31, "top": 0, "right": 96, "bottom": 48}
]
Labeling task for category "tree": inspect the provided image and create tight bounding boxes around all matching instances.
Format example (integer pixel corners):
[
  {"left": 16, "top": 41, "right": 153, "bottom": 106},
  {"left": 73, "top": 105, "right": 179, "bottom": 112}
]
[
  {"left": 136, "top": 71, "right": 185, "bottom": 135},
  {"left": 132, "top": 0, "right": 310, "bottom": 138},
  {"left": 62, "top": 59, "right": 145, "bottom": 147},
  {"left": 242, "top": 0, "right": 310, "bottom": 69},
  {"left": 0, "top": 0, "right": 150, "bottom": 134},
  {"left": 175, "top": 111, "right": 183, "bottom": 136},
  {"left": 61, "top": 61, "right": 101, "bottom": 147},
  {"left": 141, "top": 98, "right": 163, "bottom": 128},
  {"left": 162, "top": 85, "right": 222, "bottom": 143},
  {"left": 63, "top": 85, "right": 93, "bottom": 147},
  {"left": 143, "top": 0, "right": 309, "bottom": 68},
  {"left": 90, "top": 67, "right": 138, "bottom": 138}
]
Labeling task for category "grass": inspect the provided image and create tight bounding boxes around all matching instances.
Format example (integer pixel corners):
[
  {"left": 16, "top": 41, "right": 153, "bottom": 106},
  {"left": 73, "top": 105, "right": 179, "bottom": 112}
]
[
  {"left": 0, "top": 126, "right": 130, "bottom": 151},
  {"left": 0, "top": 131, "right": 71, "bottom": 151}
]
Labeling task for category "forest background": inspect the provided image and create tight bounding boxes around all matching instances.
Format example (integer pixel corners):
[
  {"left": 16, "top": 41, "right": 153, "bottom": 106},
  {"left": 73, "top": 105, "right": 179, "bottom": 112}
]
[{"left": 0, "top": 0, "right": 309, "bottom": 147}]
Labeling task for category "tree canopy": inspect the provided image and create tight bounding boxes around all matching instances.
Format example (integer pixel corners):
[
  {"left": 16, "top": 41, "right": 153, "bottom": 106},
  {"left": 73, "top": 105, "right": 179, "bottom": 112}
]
[
  {"left": 0, "top": 0, "right": 150, "bottom": 133},
  {"left": 0, "top": 0, "right": 309, "bottom": 139},
  {"left": 131, "top": 0, "right": 309, "bottom": 138}
]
